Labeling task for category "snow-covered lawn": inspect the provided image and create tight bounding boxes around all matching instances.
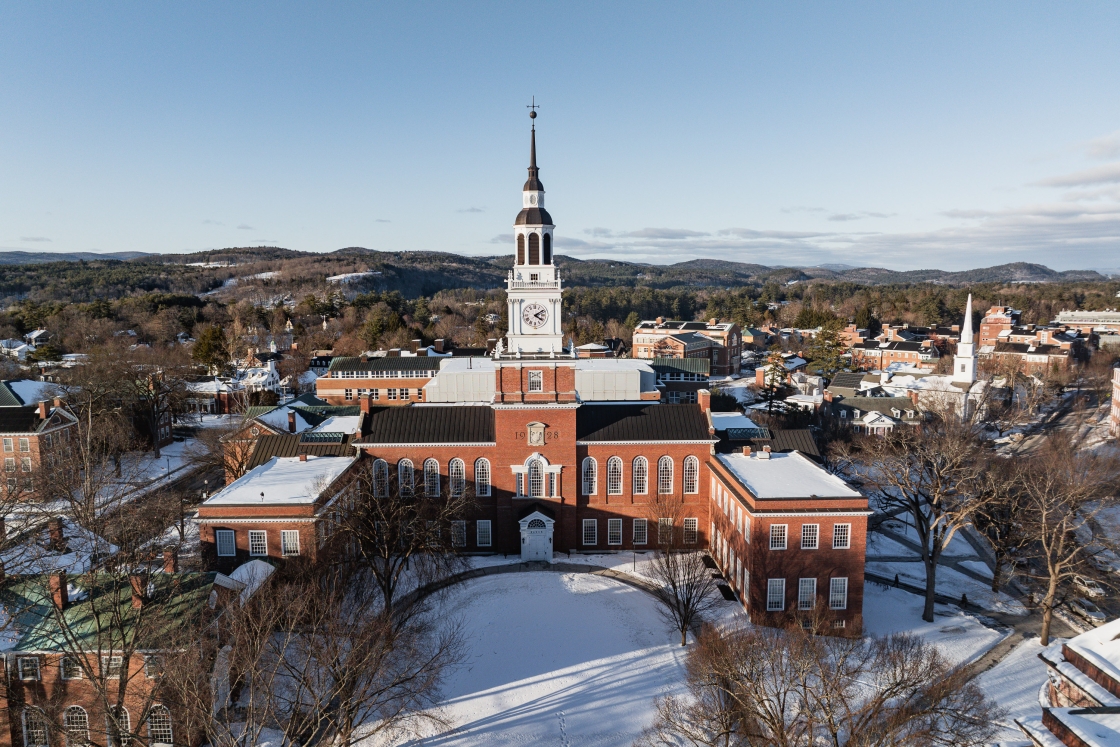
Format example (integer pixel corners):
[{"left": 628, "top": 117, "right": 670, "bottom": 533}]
[
  {"left": 867, "top": 561, "right": 1027, "bottom": 616},
  {"left": 115, "top": 438, "right": 204, "bottom": 495},
  {"left": 876, "top": 520, "right": 978, "bottom": 557},
  {"left": 395, "top": 572, "right": 687, "bottom": 746},
  {"left": 863, "top": 583, "right": 1008, "bottom": 666},
  {"left": 974, "top": 636, "right": 1053, "bottom": 742}
]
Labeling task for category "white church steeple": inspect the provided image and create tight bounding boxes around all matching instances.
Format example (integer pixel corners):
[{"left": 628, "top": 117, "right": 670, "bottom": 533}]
[
  {"left": 505, "top": 101, "right": 564, "bottom": 355},
  {"left": 953, "top": 293, "right": 977, "bottom": 385}
]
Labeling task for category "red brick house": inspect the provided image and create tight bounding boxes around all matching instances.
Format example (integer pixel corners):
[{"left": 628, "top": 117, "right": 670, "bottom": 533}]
[
  {"left": 633, "top": 319, "right": 742, "bottom": 376},
  {"left": 315, "top": 357, "right": 440, "bottom": 405},
  {"left": 0, "top": 382, "right": 77, "bottom": 502}
]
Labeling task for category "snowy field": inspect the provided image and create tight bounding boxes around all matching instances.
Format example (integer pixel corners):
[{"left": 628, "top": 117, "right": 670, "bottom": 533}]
[
  {"left": 974, "top": 637, "right": 1053, "bottom": 742},
  {"left": 394, "top": 572, "right": 688, "bottom": 746},
  {"left": 867, "top": 561, "right": 1027, "bottom": 616}
]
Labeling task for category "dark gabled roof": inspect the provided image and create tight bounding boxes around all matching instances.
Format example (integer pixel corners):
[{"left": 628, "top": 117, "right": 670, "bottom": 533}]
[
  {"left": 828, "top": 372, "right": 866, "bottom": 390},
  {"left": 245, "top": 434, "right": 358, "bottom": 469},
  {"left": 650, "top": 358, "right": 710, "bottom": 375},
  {"left": 993, "top": 342, "right": 1069, "bottom": 356},
  {"left": 328, "top": 357, "right": 440, "bottom": 374},
  {"left": 716, "top": 428, "right": 821, "bottom": 461},
  {"left": 360, "top": 406, "right": 495, "bottom": 444},
  {"left": 0, "top": 383, "right": 25, "bottom": 408},
  {"left": 576, "top": 404, "right": 714, "bottom": 442},
  {"left": 830, "top": 396, "right": 918, "bottom": 416},
  {"left": 0, "top": 406, "right": 40, "bottom": 434},
  {"left": 290, "top": 393, "right": 330, "bottom": 407}
]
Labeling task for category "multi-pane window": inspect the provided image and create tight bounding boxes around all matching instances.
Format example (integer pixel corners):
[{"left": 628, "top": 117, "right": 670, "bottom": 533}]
[
  {"left": 582, "top": 519, "right": 598, "bottom": 545},
  {"left": 607, "top": 518, "right": 622, "bottom": 545},
  {"left": 102, "top": 655, "right": 124, "bottom": 679},
  {"left": 451, "top": 521, "right": 466, "bottom": 547},
  {"left": 61, "top": 656, "right": 83, "bottom": 680},
  {"left": 607, "top": 457, "right": 623, "bottom": 495},
  {"left": 281, "top": 530, "right": 300, "bottom": 556},
  {"left": 767, "top": 579, "right": 786, "bottom": 611},
  {"left": 144, "top": 656, "right": 162, "bottom": 679},
  {"left": 770, "top": 524, "right": 787, "bottom": 550},
  {"left": 373, "top": 460, "right": 389, "bottom": 497},
  {"left": 658, "top": 517, "right": 673, "bottom": 545},
  {"left": 398, "top": 460, "right": 414, "bottom": 497},
  {"left": 632, "top": 457, "right": 648, "bottom": 494},
  {"left": 476, "top": 520, "right": 492, "bottom": 547},
  {"left": 19, "top": 438, "right": 30, "bottom": 452},
  {"left": 18, "top": 656, "right": 40, "bottom": 680},
  {"left": 344, "top": 389, "right": 354, "bottom": 401},
  {"left": 657, "top": 456, "right": 673, "bottom": 494},
  {"left": 529, "top": 459, "right": 544, "bottom": 497},
  {"left": 147, "top": 705, "right": 173, "bottom": 746},
  {"left": 24, "top": 708, "right": 49, "bottom": 747},
  {"left": 633, "top": 518, "right": 648, "bottom": 545},
  {"left": 449, "top": 459, "right": 465, "bottom": 497},
  {"left": 683, "top": 456, "right": 699, "bottom": 494},
  {"left": 683, "top": 518, "right": 698, "bottom": 544},
  {"left": 2, "top": 438, "right": 11, "bottom": 451},
  {"left": 798, "top": 578, "right": 817, "bottom": 610},
  {"left": 744, "top": 513, "right": 751, "bottom": 542},
  {"left": 829, "top": 578, "right": 849, "bottom": 610},
  {"left": 65, "top": 706, "right": 89, "bottom": 745},
  {"left": 423, "top": 459, "right": 440, "bottom": 497},
  {"left": 387, "top": 388, "right": 398, "bottom": 401},
  {"left": 215, "top": 530, "right": 236, "bottom": 557},
  {"left": 528, "top": 370, "right": 543, "bottom": 392},
  {"left": 582, "top": 458, "right": 597, "bottom": 496},
  {"left": 248, "top": 530, "right": 267, "bottom": 556},
  {"left": 801, "top": 524, "right": 819, "bottom": 550},
  {"left": 108, "top": 706, "right": 130, "bottom": 747},
  {"left": 21, "top": 458, "right": 31, "bottom": 473},
  {"left": 474, "top": 458, "right": 491, "bottom": 496},
  {"left": 832, "top": 523, "right": 851, "bottom": 550},
  {"left": 4, "top": 458, "right": 14, "bottom": 473}
]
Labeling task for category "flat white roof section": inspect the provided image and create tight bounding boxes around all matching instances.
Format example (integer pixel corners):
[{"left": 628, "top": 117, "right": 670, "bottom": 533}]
[
  {"left": 203, "top": 454, "right": 357, "bottom": 506},
  {"left": 717, "top": 451, "right": 862, "bottom": 500},
  {"left": 709, "top": 412, "right": 759, "bottom": 431}
]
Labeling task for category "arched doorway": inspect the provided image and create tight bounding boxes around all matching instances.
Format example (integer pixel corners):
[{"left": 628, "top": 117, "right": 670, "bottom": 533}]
[{"left": 519, "top": 511, "right": 554, "bottom": 562}]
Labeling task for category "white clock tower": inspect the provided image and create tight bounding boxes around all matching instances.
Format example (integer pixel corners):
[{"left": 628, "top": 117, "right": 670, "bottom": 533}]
[{"left": 505, "top": 106, "right": 564, "bottom": 355}]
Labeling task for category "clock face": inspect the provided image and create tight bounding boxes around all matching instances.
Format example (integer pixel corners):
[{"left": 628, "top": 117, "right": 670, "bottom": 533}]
[
  {"left": 529, "top": 193, "right": 537, "bottom": 205},
  {"left": 522, "top": 303, "right": 548, "bottom": 329}
]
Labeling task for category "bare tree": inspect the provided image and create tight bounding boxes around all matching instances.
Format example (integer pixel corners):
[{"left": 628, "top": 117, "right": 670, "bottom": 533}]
[
  {"left": 645, "top": 495, "right": 720, "bottom": 646},
  {"left": 637, "top": 622, "right": 1001, "bottom": 747},
  {"left": 971, "top": 455, "right": 1031, "bottom": 593},
  {"left": 848, "top": 410, "right": 987, "bottom": 622},
  {"left": 1020, "top": 433, "right": 1120, "bottom": 645}
]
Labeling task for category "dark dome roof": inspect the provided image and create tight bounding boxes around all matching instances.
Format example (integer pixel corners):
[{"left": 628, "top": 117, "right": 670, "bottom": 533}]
[
  {"left": 523, "top": 175, "right": 544, "bottom": 191},
  {"left": 515, "top": 207, "right": 554, "bottom": 226}
]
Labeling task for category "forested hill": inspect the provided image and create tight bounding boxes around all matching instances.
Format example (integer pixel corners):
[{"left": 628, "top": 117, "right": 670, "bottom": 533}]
[{"left": 0, "top": 247, "right": 1111, "bottom": 305}]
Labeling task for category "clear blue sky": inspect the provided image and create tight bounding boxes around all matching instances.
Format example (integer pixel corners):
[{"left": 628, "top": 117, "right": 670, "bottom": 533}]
[{"left": 2, "top": 2, "right": 1119, "bottom": 271}]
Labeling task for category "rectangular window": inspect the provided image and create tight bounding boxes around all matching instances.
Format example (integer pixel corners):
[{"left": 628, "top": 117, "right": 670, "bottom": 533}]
[
  {"left": 387, "top": 388, "right": 398, "bottom": 400},
  {"left": 371, "top": 389, "right": 380, "bottom": 400},
  {"left": 528, "top": 370, "right": 543, "bottom": 392},
  {"left": 801, "top": 524, "right": 819, "bottom": 550},
  {"left": 1, "top": 438, "right": 10, "bottom": 451},
  {"left": 344, "top": 389, "right": 354, "bottom": 401},
  {"left": 770, "top": 524, "right": 787, "bottom": 550},
  {"left": 281, "top": 530, "right": 301, "bottom": 556},
  {"left": 61, "top": 656, "right": 83, "bottom": 680},
  {"left": 476, "top": 520, "right": 492, "bottom": 547},
  {"left": 547, "top": 473, "right": 555, "bottom": 497},
  {"left": 6, "top": 477, "right": 14, "bottom": 493},
  {"left": 683, "top": 518, "right": 698, "bottom": 545},
  {"left": 607, "top": 518, "right": 622, "bottom": 545},
  {"left": 21, "top": 458, "right": 31, "bottom": 473},
  {"left": 248, "top": 530, "right": 267, "bottom": 556},
  {"left": 215, "top": 529, "right": 236, "bottom": 557},
  {"left": 19, "top": 438, "right": 29, "bottom": 452},
  {"left": 4, "top": 458, "right": 13, "bottom": 473},
  {"left": 582, "top": 519, "right": 597, "bottom": 546},
  {"left": 401, "top": 388, "right": 412, "bottom": 401},
  {"left": 357, "top": 388, "right": 368, "bottom": 398},
  {"left": 144, "top": 656, "right": 162, "bottom": 679},
  {"left": 658, "top": 518, "right": 673, "bottom": 545},
  {"left": 102, "top": 655, "right": 124, "bottom": 679},
  {"left": 633, "top": 518, "right": 648, "bottom": 545},
  {"left": 18, "top": 656, "right": 40, "bottom": 680},
  {"left": 832, "top": 523, "right": 851, "bottom": 550},
  {"left": 829, "top": 578, "right": 848, "bottom": 610},
  {"left": 767, "top": 579, "right": 785, "bottom": 612},
  {"left": 451, "top": 520, "right": 466, "bottom": 547},
  {"left": 798, "top": 578, "right": 817, "bottom": 610},
  {"left": 744, "top": 513, "right": 751, "bottom": 542},
  {"left": 43, "top": 434, "right": 52, "bottom": 448}
]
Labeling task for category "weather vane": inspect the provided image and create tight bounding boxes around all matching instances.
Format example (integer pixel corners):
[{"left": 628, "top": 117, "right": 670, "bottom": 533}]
[{"left": 527, "top": 96, "right": 539, "bottom": 122}]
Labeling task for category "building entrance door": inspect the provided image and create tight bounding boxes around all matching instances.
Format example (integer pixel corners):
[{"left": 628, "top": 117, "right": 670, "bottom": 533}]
[{"left": 521, "top": 517, "right": 553, "bottom": 562}]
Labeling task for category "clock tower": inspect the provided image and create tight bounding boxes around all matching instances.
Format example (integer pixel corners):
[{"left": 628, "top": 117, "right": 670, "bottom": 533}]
[{"left": 505, "top": 105, "right": 565, "bottom": 355}]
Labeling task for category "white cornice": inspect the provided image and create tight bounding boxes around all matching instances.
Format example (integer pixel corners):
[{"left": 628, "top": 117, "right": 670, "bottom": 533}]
[
  {"left": 355, "top": 442, "right": 497, "bottom": 448},
  {"left": 492, "top": 403, "right": 579, "bottom": 410},
  {"left": 576, "top": 440, "right": 718, "bottom": 446},
  {"left": 195, "top": 517, "right": 319, "bottom": 524}
]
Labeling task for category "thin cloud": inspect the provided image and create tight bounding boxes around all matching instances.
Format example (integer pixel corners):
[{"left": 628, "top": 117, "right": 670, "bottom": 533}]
[
  {"left": 623, "top": 228, "right": 709, "bottom": 239},
  {"left": 583, "top": 227, "right": 615, "bottom": 237},
  {"left": 201, "top": 219, "right": 223, "bottom": 226},
  {"left": 828, "top": 211, "right": 896, "bottom": 222},
  {"left": 237, "top": 223, "right": 254, "bottom": 230},
  {"left": 375, "top": 219, "right": 391, "bottom": 223},
  {"left": 20, "top": 236, "right": 51, "bottom": 242},
  {"left": 457, "top": 207, "right": 485, "bottom": 213},
  {"left": 490, "top": 233, "right": 515, "bottom": 244},
  {"left": 1086, "top": 130, "right": 1120, "bottom": 160},
  {"left": 781, "top": 206, "right": 826, "bottom": 214},
  {"left": 1034, "top": 162, "right": 1120, "bottom": 187}
]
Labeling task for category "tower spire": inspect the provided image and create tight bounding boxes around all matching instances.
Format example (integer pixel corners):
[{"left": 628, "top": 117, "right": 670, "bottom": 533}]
[
  {"left": 961, "top": 293, "right": 974, "bottom": 344},
  {"left": 524, "top": 98, "right": 542, "bottom": 192}
]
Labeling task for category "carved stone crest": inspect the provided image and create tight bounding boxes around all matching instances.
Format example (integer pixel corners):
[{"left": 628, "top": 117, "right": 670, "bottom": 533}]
[{"left": 526, "top": 421, "right": 547, "bottom": 447}]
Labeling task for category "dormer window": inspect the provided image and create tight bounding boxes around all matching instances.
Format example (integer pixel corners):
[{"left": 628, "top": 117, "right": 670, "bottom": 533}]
[
  {"left": 852, "top": 409, "right": 861, "bottom": 418},
  {"left": 891, "top": 408, "right": 901, "bottom": 417}
]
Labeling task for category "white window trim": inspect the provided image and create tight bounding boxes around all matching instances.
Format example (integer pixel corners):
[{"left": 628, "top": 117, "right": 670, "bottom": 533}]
[
  {"left": 582, "top": 457, "right": 597, "bottom": 496},
  {"left": 770, "top": 524, "right": 787, "bottom": 551},
  {"left": 474, "top": 458, "right": 491, "bottom": 497},
  {"left": 633, "top": 518, "right": 648, "bottom": 545},
  {"left": 798, "top": 578, "right": 816, "bottom": 610},
  {"left": 451, "top": 520, "right": 466, "bottom": 547},
  {"left": 582, "top": 518, "right": 597, "bottom": 546},
  {"left": 767, "top": 579, "right": 786, "bottom": 612},
  {"left": 832, "top": 523, "right": 851, "bottom": 550},
  {"left": 215, "top": 529, "right": 236, "bottom": 557},
  {"left": 102, "top": 654, "right": 124, "bottom": 679},
  {"left": 830, "top": 577, "right": 849, "bottom": 610},
  {"left": 607, "top": 518, "right": 622, "bottom": 545},
  {"left": 683, "top": 517, "right": 698, "bottom": 545},
  {"left": 801, "top": 524, "right": 819, "bottom": 550},
  {"left": 281, "top": 530, "right": 301, "bottom": 556},
  {"left": 18, "top": 656, "right": 40, "bottom": 680},
  {"left": 476, "top": 520, "right": 492, "bottom": 547},
  {"left": 248, "top": 530, "right": 267, "bottom": 557}
]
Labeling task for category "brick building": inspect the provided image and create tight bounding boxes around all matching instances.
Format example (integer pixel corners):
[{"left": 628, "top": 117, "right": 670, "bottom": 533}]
[
  {"left": 0, "top": 382, "right": 77, "bottom": 502},
  {"left": 315, "top": 356, "right": 440, "bottom": 405},
  {"left": 632, "top": 319, "right": 742, "bottom": 376},
  {"left": 847, "top": 340, "right": 940, "bottom": 371}
]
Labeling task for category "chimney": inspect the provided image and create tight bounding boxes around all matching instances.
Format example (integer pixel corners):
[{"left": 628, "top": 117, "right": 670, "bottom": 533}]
[
  {"left": 38, "top": 401, "right": 48, "bottom": 419},
  {"left": 908, "top": 390, "right": 919, "bottom": 406},
  {"left": 129, "top": 574, "right": 146, "bottom": 609},
  {"left": 697, "top": 389, "right": 711, "bottom": 411},
  {"left": 762, "top": 445, "right": 772, "bottom": 453},
  {"left": 655, "top": 316, "right": 664, "bottom": 325},
  {"left": 742, "top": 446, "right": 752, "bottom": 456},
  {"left": 360, "top": 394, "right": 372, "bottom": 414},
  {"left": 410, "top": 339, "right": 421, "bottom": 354},
  {"left": 434, "top": 338, "right": 445, "bottom": 353},
  {"left": 486, "top": 338, "right": 497, "bottom": 355},
  {"left": 360, "top": 354, "right": 369, "bottom": 362},
  {"left": 708, "top": 318, "right": 717, "bottom": 326},
  {"left": 287, "top": 410, "right": 296, "bottom": 433},
  {"left": 49, "top": 571, "right": 68, "bottom": 609},
  {"left": 299, "top": 453, "right": 308, "bottom": 462},
  {"left": 48, "top": 518, "right": 65, "bottom": 550},
  {"left": 388, "top": 348, "right": 401, "bottom": 358},
  {"left": 291, "top": 341, "right": 298, "bottom": 351},
  {"left": 162, "top": 548, "right": 178, "bottom": 574},
  {"left": 53, "top": 397, "right": 62, "bottom": 408}
]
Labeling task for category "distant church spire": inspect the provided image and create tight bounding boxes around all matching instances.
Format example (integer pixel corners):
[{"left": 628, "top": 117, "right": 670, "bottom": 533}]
[
  {"left": 960, "top": 293, "right": 974, "bottom": 345},
  {"left": 953, "top": 293, "right": 976, "bottom": 386}
]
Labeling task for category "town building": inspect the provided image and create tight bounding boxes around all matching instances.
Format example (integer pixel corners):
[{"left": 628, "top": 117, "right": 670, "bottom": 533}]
[
  {"left": 315, "top": 356, "right": 440, "bottom": 405},
  {"left": 1052, "top": 309, "right": 1120, "bottom": 336},
  {"left": 650, "top": 358, "right": 710, "bottom": 404},
  {"left": 0, "top": 381, "right": 77, "bottom": 502},
  {"left": 978, "top": 305, "right": 1089, "bottom": 375},
  {"left": 847, "top": 339, "right": 940, "bottom": 371},
  {"left": 632, "top": 319, "right": 743, "bottom": 376}
]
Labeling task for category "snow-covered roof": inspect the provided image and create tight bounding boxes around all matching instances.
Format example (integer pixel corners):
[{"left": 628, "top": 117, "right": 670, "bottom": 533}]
[
  {"left": 203, "top": 454, "right": 357, "bottom": 506},
  {"left": 7, "top": 380, "right": 61, "bottom": 405},
  {"left": 1064, "top": 616, "right": 1120, "bottom": 691},
  {"left": 1035, "top": 708, "right": 1120, "bottom": 747},
  {"left": 717, "top": 451, "right": 863, "bottom": 500},
  {"left": 222, "top": 559, "right": 276, "bottom": 605},
  {"left": 710, "top": 412, "right": 758, "bottom": 431},
  {"left": 255, "top": 406, "right": 313, "bottom": 433},
  {"left": 311, "top": 415, "right": 361, "bottom": 435}
]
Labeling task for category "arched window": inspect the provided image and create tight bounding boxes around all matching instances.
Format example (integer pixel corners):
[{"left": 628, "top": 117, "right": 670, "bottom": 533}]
[
  {"left": 449, "top": 459, "right": 465, "bottom": 497},
  {"left": 528, "top": 458, "right": 544, "bottom": 497},
  {"left": 64, "top": 706, "right": 89, "bottom": 746},
  {"left": 372, "top": 459, "right": 388, "bottom": 498},
  {"left": 632, "top": 456, "right": 648, "bottom": 495},
  {"left": 108, "top": 707, "right": 130, "bottom": 747},
  {"left": 543, "top": 233, "right": 552, "bottom": 264},
  {"left": 147, "top": 706, "right": 172, "bottom": 746},
  {"left": 423, "top": 458, "right": 440, "bottom": 497},
  {"left": 683, "top": 456, "right": 699, "bottom": 494},
  {"left": 517, "top": 234, "right": 525, "bottom": 265},
  {"left": 658, "top": 456, "right": 674, "bottom": 495},
  {"left": 582, "top": 457, "right": 597, "bottom": 496},
  {"left": 528, "top": 233, "right": 540, "bottom": 265},
  {"left": 474, "top": 458, "right": 491, "bottom": 496},
  {"left": 607, "top": 457, "right": 623, "bottom": 495},
  {"left": 23, "top": 708, "right": 49, "bottom": 747},
  {"left": 398, "top": 459, "right": 414, "bottom": 498}
]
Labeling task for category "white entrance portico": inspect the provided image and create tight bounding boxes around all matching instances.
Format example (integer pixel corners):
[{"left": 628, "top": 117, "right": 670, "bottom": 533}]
[{"left": 518, "top": 510, "right": 555, "bottom": 562}]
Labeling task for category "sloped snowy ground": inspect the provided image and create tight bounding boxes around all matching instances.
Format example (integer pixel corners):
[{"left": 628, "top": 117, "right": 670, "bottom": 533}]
[
  {"left": 387, "top": 572, "right": 689, "bottom": 746},
  {"left": 975, "top": 636, "right": 1055, "bottom": 742}
]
